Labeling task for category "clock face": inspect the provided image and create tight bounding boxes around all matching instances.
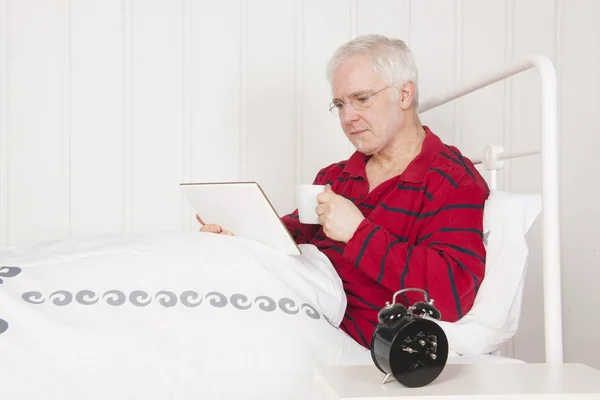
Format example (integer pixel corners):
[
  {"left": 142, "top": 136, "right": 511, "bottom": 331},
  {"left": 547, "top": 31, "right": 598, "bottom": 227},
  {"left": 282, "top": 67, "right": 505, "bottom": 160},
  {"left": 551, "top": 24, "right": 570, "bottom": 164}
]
[{"left": 371, "top": 317, "right": 449, "bottom": 388}]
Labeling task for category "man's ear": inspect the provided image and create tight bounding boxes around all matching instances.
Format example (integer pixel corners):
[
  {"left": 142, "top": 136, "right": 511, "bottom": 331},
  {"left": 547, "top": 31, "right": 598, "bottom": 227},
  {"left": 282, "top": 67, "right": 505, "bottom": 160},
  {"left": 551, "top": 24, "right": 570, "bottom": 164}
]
[{"left": 399, "top": 81, "right": 416, "bottom": 110}]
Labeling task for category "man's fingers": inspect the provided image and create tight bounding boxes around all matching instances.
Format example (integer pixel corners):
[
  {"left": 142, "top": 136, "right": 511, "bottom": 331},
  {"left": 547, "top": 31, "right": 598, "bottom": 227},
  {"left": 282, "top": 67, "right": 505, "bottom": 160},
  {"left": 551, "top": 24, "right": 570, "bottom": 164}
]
[
  {"left": 209, "top": 224, "right": 223, "bottom": 233},
  {"left": 199, "top": 225, "right": 235, "bottom": 236},
  {"left": 200, "top": 223, "right": 223, "bottom": 233},
  {"left": 316, "top": 203, "right": 329, "bottom": 216},
  {"left": 317, "top": 192, "right": 332, "bottom": 203},
  {"left": 197, "top": 220, "right": 233, "bottom": 236},
  {"left": 319, "top": 214, "right": 327, "bottom": 227}
]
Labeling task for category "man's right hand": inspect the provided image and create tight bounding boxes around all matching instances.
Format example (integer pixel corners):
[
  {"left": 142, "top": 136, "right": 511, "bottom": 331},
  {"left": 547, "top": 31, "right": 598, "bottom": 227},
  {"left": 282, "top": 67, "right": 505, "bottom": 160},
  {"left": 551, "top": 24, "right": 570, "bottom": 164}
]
[{"left": 196, "top": 214, "right": 234, "bottom": 236}]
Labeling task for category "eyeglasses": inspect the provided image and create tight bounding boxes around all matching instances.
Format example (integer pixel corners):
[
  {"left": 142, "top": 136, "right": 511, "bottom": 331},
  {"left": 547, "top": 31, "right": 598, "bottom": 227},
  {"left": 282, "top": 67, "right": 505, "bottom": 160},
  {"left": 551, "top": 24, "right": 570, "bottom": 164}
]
[{"left": 328, "top": 86, "right": 391, "bottom": 117}]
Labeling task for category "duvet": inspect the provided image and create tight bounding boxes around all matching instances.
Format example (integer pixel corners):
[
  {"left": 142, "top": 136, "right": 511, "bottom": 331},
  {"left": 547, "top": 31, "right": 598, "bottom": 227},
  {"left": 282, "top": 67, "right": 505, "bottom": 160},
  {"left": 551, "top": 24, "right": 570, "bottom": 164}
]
[{"left": 0, "top": 231, "right": 371, "bottom": 399}]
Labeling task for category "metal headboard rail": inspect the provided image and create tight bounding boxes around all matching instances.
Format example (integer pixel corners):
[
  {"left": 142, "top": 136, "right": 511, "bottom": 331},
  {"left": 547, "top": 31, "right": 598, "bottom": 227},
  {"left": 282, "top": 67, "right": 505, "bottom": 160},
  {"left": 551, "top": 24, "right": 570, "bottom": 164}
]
[{"left": 417, "top": 54, "right": 563, "bottom": 364}]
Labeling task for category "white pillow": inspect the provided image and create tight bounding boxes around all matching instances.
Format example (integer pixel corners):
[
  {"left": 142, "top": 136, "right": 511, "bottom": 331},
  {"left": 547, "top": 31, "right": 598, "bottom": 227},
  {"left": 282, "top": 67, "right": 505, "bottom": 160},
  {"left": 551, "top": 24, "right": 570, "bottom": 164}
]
[{"left": 435, "top": 189, "right": 542, "bottom": 355}]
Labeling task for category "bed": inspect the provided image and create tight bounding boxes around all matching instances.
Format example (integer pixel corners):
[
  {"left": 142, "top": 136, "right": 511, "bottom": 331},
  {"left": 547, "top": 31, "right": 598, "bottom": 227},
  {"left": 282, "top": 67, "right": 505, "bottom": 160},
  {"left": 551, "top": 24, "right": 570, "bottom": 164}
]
[{"left": 0, "top": 54, "right": 562, "bottom": 399}]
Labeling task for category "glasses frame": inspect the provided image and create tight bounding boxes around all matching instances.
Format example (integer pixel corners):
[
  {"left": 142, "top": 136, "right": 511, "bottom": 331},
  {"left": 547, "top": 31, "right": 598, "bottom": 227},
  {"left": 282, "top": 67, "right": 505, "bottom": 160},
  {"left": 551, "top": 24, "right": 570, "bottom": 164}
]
[{"left": 328, "top": 86, "right": 392, "bottom": 117}]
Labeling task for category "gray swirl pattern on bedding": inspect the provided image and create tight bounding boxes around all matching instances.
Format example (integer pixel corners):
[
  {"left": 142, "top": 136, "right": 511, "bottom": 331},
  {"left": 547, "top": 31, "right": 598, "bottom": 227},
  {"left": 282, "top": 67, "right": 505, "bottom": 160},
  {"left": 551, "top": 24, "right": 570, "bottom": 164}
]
[
  {"left": 0, "top": 265, "right": 337, "bottom": 335},
  {"left": 19, "top": 289, "right": 323, "bottom": 317},
  {"left": 0, "top": 266, "right": 22, "bottom": 334}
]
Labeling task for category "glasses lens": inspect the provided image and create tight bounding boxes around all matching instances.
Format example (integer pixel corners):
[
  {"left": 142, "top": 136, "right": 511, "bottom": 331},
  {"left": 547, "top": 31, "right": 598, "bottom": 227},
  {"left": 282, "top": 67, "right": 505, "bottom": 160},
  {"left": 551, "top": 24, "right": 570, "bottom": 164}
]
[{"left": 329, "top": 103, "right": 340, "bottom": 116}]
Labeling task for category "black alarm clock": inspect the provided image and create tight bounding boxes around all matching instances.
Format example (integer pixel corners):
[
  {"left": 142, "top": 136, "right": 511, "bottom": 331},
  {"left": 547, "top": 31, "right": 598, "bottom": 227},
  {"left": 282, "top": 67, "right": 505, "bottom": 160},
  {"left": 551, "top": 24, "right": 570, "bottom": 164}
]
[{"left": 370, "top": 288, "right": 449, "bottom": 388}]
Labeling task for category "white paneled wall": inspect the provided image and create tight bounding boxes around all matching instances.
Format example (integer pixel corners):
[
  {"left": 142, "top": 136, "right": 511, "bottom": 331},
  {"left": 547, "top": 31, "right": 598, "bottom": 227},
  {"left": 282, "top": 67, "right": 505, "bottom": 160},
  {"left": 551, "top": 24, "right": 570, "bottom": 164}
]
[
  {"left": 71, "top": 0, "right": 124, "bottom": 237},
  {"left": 4, "top": 0, "right": 69, "bottom": 245},
  {"left": 559, "top": 0, "right": 600, "bottom": 370},
  {"left": 1, "top": 0, "right": 599, "bottom": 368}
]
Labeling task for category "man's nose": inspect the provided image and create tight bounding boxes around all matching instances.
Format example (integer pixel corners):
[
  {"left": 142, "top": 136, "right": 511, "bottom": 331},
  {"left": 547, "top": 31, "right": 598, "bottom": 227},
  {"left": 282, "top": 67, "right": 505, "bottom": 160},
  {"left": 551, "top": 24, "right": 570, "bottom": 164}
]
[{"left": 342, "top": 104, "right": 360, "bottom": 124}]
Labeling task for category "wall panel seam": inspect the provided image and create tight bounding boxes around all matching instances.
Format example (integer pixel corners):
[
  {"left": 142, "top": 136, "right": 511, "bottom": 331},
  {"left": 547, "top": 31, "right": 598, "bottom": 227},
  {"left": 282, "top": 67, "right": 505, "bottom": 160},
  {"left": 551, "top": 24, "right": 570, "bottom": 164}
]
[
  {"left": 347, "top": 0, "right": 357, "bottom": 157},
  {"left": 0, "top": 0, "right": 8, "bottom": 246},
  {"left": 62, "top": 0, "right": 72, "bottom": 237},
  {"left": 239, "top": 0, "right": 248, "bottom": 180},
  {"left": 503, "top": 0, "right": 514, "bottom": 192},
  {"left": 349, "top": 0, "right": 357, "bottom": 38},
  {"left": 294, "top": 0, "right": 304, "bottom": 185},
  {"left": 122, "top": 0, "right": 133, "bottom": 233},
  {"left": 453, "top": 0, "right": 462, "bottom": 147},
  {"left": 555, "top": 0, "right": 562, "bottom": 163},
  {"left": 407, "top": 0, "right": 411, "bottom": 47},
  {"left": 181, "top": 0, "right": 192, "bottom": 231}
]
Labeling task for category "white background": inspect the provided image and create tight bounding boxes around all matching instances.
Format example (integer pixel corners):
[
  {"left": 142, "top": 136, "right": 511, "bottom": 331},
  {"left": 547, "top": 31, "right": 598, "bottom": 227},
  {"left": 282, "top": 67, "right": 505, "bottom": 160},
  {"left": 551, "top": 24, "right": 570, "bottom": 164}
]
[{"left": 0, "top": 0, "right": 598, "bottom": 368}]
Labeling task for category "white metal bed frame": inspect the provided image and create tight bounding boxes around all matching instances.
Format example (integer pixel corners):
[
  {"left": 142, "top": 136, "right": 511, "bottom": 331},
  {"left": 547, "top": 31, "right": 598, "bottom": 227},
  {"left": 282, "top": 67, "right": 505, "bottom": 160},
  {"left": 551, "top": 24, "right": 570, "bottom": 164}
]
[{"left": 417, "top": 54, "right": 563, "bottom": 364}]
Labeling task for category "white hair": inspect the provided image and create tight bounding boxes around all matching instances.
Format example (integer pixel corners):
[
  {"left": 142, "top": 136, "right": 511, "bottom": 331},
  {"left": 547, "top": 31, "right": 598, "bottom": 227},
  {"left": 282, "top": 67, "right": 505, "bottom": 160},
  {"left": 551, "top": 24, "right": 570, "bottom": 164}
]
[{"left": 326, "top": 34, "right": 419, "bottom": 107}]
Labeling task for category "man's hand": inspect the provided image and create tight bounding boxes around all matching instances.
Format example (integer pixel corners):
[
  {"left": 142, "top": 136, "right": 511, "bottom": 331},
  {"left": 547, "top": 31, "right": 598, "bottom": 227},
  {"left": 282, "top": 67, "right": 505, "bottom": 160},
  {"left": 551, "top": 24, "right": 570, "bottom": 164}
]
[
  {"left": 316, "top": 184, "right": 365, "bottom": 243},
  {"left": 196, "top": 214, "right": 234, "bottom": 236}
]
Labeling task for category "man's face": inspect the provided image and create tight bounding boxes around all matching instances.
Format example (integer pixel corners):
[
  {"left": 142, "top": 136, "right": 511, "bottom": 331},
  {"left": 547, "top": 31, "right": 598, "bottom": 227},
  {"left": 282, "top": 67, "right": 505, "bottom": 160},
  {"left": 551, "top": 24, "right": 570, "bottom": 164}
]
[{"left": 331, "top": 55, "right": 404, "bottom": 155}]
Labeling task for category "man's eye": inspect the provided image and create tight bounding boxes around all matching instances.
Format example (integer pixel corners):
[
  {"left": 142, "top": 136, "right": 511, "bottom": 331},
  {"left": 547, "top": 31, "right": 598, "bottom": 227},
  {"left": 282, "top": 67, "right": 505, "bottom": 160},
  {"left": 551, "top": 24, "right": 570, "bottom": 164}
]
[
  {"left": 356, "top": 96, "right": 369, "bottom": 104},
  {"left": 333, "top": 103, "right": 344, "bottom": 109}
]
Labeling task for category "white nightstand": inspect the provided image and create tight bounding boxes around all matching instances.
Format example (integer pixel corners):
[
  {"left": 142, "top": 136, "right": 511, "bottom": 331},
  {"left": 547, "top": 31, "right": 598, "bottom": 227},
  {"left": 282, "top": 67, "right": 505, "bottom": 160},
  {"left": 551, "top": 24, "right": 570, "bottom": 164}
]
[{"left": 315, "top": 362, "right": 600, "bottom": 399}]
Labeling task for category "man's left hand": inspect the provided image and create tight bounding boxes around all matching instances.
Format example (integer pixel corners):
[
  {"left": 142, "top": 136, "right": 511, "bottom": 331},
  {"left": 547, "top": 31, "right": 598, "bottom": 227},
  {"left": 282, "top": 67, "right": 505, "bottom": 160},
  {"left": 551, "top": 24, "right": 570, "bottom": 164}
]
[{"left": 316, "top": 184, "right": 365, "bottom": 243}]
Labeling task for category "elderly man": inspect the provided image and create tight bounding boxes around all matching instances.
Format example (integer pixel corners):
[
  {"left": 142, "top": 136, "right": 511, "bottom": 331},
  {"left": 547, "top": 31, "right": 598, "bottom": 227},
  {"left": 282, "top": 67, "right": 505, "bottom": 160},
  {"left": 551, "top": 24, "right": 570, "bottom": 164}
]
[{"left": 200, "top": 34, "right": 489, "bottom": 349}]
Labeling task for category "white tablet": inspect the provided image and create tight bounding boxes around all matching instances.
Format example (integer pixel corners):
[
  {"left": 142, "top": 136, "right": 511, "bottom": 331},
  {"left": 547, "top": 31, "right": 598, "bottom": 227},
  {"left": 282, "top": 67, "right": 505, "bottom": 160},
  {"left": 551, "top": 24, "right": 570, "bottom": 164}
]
[{"left": 179, "top": 182, "right": 301, "bottom": 256}]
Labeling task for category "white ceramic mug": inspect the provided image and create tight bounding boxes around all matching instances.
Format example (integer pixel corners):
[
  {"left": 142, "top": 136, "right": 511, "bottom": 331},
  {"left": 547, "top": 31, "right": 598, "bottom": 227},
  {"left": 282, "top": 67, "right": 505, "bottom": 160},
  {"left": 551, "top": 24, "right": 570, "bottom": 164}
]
[{"left": 295, "top": 184, "right": 325, "bottom": 224}]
